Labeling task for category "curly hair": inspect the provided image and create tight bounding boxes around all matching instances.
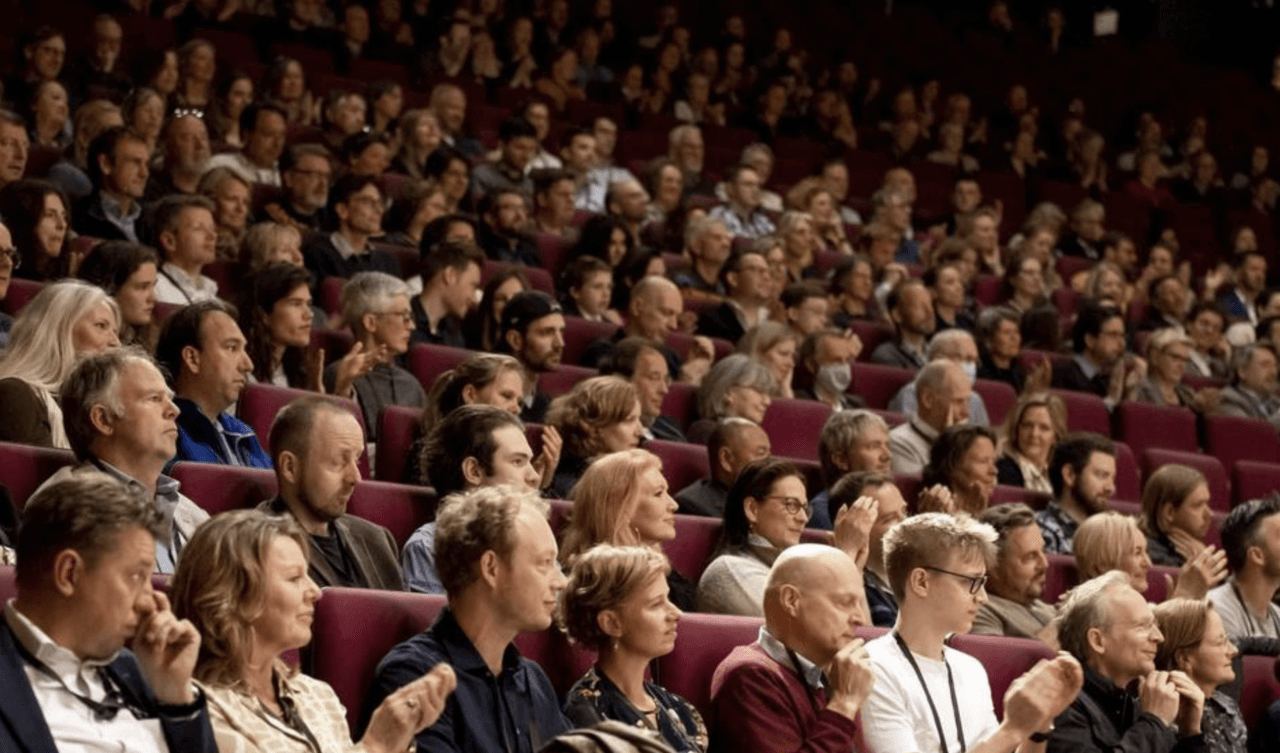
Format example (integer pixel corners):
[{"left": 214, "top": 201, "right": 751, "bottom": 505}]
[
  {"left": 546, "top": 376, "right": 640, "bottom": 460},
  {"left": 169, "top": 510, "right": 311, "bottom": 691},
  {"left": 558, "top": 545, "right": 670, "bottom": 651},
  {"left": 559, "top": 449, "right": 664, "bottom": 566},
  {"left": 435, "top": 486, "right": 549, "bottom": 596}
]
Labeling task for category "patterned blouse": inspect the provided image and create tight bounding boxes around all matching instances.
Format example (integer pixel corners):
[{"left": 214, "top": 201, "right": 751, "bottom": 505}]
[
  {"left": 1202, "top": 690, "right": 1247, "bottom": 753},
  {"left": 564, "top": 667, "right": 709, "bottom": 753},
  {"left": 198, "top": 665, "right": 358, "bottom": 753}
]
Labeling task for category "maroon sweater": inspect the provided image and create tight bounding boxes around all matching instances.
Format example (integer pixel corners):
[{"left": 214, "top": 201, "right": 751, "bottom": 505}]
[{"left": 709, "top": 641, "right": 861, "bottom": 753}]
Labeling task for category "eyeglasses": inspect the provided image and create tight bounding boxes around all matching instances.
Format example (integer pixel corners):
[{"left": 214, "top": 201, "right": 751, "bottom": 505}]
[
  {"left": 922, "top": 566, "right": 988, "bottom": 595},
  {"left": 763, "top": 495, "right": 811, "bottom": 518},
  {"left": 380, "top": 310, "right": 413, "bottom": 324},
  {"left": 0, "top": 247, "right": 20, "bottom": 269}
]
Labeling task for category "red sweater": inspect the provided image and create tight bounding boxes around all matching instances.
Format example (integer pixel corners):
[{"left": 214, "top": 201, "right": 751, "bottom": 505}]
[{"left": 709, "top": 642, "right": 861, "bottom": 753}]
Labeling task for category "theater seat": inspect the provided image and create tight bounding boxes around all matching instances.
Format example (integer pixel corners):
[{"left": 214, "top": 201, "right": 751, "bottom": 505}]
[
  {"left": 482, "top": 260, "right": 554, "bottom": 296},
  {"left": 1050, "top": 390, "right": 1110, "bottom": 436},
  {"left": 0, "top": 441, "right": 76, "bottom": 510},
  {"left": 407, "top": 343, "right": 473, "bottom": 393},
  {"left": 1233, "top": 460, "right": 1280, "bottom": 507},
  {"left": 990, "top": 485, "right": 1052, "bottom": 510},
  {"left": 169, "top": 463, "right": 278, "bottom": 516},
  {"left": 1204, "top": 414, "right": 1280, "bottom": 468},
  {"left": 563, "top": 318, "right": 620, "bottom": 364},
  {"left": 851, "top": 363, "right": 916, "bottom": 410},
  {"left": 1238, "top": 653, "right": 1280, "bottom": 731},
  {"left": 1042, "top": 554, "right": 1079, "bottom": 604},
  {"left": 311, "top": 587, "right": 447, "bottom": 729},
  {"left": 646, "top": 440, "right": 710, "bottom": 493},
  {"left": 657, "top": 612, "right": 764, "bottom": 713},
  {"left": 539, "top": 365, "right": 598, "bottom": 398},
  {"left": 1, "top": 279, "right": 45, "bottom": 316},
  {"left": 972, "top": 379, "right": 1017, "bottom": 426},
  {"left": 1113, "top": 442, "right": 1142, "bottom": 503},
  {"left": 946, "top": 633, "right": 1055, "bottom": 718},
  {"left": 377, "top": 405, "right": 422, "bottom": 483},
  {"left": 346, "top": 481, "right": 439, "bottom": 548},
  {"left": 238, "top": 383, "right": 369, "bottom": 477},
  {"left": 1112, "top": 402, "right": 1198, "bottom": 453},
  {"left": 663, "top": 514, "right": 723, "bottom": 582},
  {"left": 845, "top": 321, "right": 895, "bottom": 362},
  {"left": 660, "top": 382, "right": 698, "bottom": 429},
  {"left": 1140, "top": 449, "right": 1229, "bottom": 512},
  {"left": 761, "top": 399, "right": 832, "bottom": 462}
]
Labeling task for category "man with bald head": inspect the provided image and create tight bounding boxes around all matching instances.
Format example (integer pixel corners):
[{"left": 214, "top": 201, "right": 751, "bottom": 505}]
[
  {"left": 147, "top": 115, "right": 210, "bottom": 199},
  {"left": 889, "top": 361, "right": 971, "bottom": 475},
  {"left": 709, "top": 544, "right": 876, "bottom": 753},
  {"left": 676, "top": 417, "right": 770, "bottom": 518},
  {"left": 583, "top": 276, "right": 684, "bottom": 378},
  {"left": 888, "top": 328, "right": 991, "bottom": 426},
  {"left": 429, "top": 82, "right": 484, "bottom": 160}
]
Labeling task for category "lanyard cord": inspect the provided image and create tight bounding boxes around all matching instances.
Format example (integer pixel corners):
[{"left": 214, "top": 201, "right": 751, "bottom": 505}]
[
  {"left": 1231, "top": 580, "right": 1280, "bottom": 637},
  {"left": 893, "top": 632, "right": 966, "bottom": 753},
  {"left": 7, "top": 621, "right": 151, "bottom": 722},
  {"left": 784, "top": 646, "right": 823, "bottom": 714}
]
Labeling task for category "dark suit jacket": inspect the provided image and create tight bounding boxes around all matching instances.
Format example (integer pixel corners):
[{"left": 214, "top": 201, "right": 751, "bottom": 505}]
[
  {"left": 1051, "top": 359, "right": 1109, "bottom": 397},
  {"left": 258, "top": 498, "right": 406, "bottom": 591},
  {"left": 72, "top": 192, "right": 135, "bottom": 242},
  {"left": 696, "top": 302, "right": 745, "bottom": 344},
  {"left": 0, "top": 624, "right": 217, "bottom": 753}
]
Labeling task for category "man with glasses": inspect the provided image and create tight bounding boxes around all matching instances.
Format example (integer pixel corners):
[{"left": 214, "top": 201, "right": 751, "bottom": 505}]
[
  {"left": 858, "top": 513, "right": 1083, "bottom": 753},
  {"left": 1052, "top": 302, "right": 1141, "bottom": 409},
  {"left": 709, "top": 164, "right": 776, "bottom": 240},
  {"left": 696, "top": 249, "right": 772, "bottom": 343},
  {"left": 265, "top": 144, "right": 334, "bottom": 232},
  {"left": 326, "top": 272, "right": 426, "bottom": 443},
  {"left": 303, "top": 174, "right": 398, "bottom": 288}
]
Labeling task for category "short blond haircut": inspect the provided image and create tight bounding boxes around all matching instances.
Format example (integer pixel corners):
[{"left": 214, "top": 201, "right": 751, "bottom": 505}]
[
  {"left": 883, "top": 512, "right": 997, "bottom": 601},
  {"left": 558, "top": 544, "right": 670, "bottom": 651},
  {"left": 435, "top": 485, "right": 550, "bottom": 597},
  {"left": 560, "top": 449, "right": 664, "bottom": 565},
  {"left": 1073, "top": 511, "right": 1143, "bottom": 580}
]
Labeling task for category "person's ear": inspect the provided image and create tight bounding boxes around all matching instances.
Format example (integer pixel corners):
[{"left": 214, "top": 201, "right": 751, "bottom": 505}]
[
  {"left": 50, "top": 549, "right": 83, "bottom": 597},
  {"left": 334, "top": 202, "right": 351, "bottom": 225},
  {"left": 89, "top": 403, "right": 115, "bottom": 436},
  {"left": 1061, "top": 463, "right": 1078, "bottom": 491},
  {"left": 833, "top": 451, "right": 850, "bottom": 474},
  {"left": 778, "top": 583, "right": 802, "bottom": 617},
  {"left": 1086, "top": 625, "right": 1107, "bottom": 658},
  {"left": 361, "top": 312, "right": 379, "bottom": 339},
  {"left": 716, "top": 446, "right": 735, "bottom": 476},
  {"left": 504, "top": 329, "right": 523, "bottom": 354},
  {"left": 724, "top": 270, "right": 739, "bottom": 291},
  {"left": 461, "top": 456, "right": 484, "bottom": 487},
  {"left": 278, "top": 450, "right": 301, "bottom": 487},
  {"left": 743, "top": 496, "right": 761, "bottom": 527},
  {"left": 597, "top": 609, "right": 623, "bottom": 639},
  {"left": 442, "top": 266, "right": 459, "bottom": 288},
  {"left": 478, "top": 549, "right": 501, "bottom": 589},
  {"left": 1157, "top": 502, "right": 1176, "bottom": 532},
  {"left": 159, "top": 228, "right": 178, "bottom": 255},
  {"left": 1175, "top": 650, "right": 1192, "bottom": 674},
  {"left": 181, "top": 344, "right": 202, "bottom": 375},
  {"left": 908, "top": 566, "right": 930, "bottom": 598},
  {"left": 461, "top": 383, "right": 479, "bottom": 405},
  {"left": 96, "top": 152, "right": 113, "bottom": 181}
]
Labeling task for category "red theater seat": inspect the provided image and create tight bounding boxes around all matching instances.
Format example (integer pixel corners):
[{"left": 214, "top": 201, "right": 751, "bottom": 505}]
[
  {"left": 563, "top": 317, "right": 620, "bottom": 363},
  {"left": 1239, "top": 653, "right": 1280, "bottom": 731},
  {"left": 660, "top": 382, "right": 697, "bottom": 429},
  {"left": 539, "top": 365, "right": 598, "bottom": 398},
  {"left": 972, "top": 379, "right": 1017, "bottom": 426},
  {"left": 1112, "top": 402, "right": 1198, "bottom": 453},
  {"left": 1140, "top": 449, "right": 1229, "bottom": 512},
  {"left": 238, "top": 384, "right": 369, "bottom": 477},
  {"left": 376, "top": 405, "right": 422, "bottom": 483},
  {"left": 1043, "top": 554, "right": 1078, "bottom": 604},
  {"left": 658, "top": 612, "right": 764, "bottom": 713},
  {"left": 1232, "top": 460, "right": 1280, "bottom": 507},
  {"left": 761, "top": 399, "right": 832, "bottom": 462},
  {"left": 1204, "top": 414, "right": 1280, "bottom": 468},
  {"left": 2, "top": 279, "right": 45, "bottom": 316},
  {"left": 346, "top": 481, "right": 438, "bottom": 548},
  {"left": 407, "top": 343, "right": 473, "bottom": 393},
  {"left": 663, "top": 514, "right": 723, "bottom": 582},
  {"left": 0, "top": 442, "right": 76, "bottom": 510},
  {"left": 845, "top": 321, "right": 896, "bottom": 362},
  {"left": 1050, "top": 389, "right": 1111, "bottom": 436},
  {"left": 482, "top": 260, "right": 554, "bottom": 296},
  {"left": 990, "top": 485, "right": 1052, "bottom": 510},
  {"left": 851, "top": 363, "right": 916, "bottom": 410},
  {"left": 946, "top": 633, "right": 1056, "bottom": 718},
  {"left": 1113, "top": 442, "right": 1142, "bottom": 502},
  {"left": 169, "top": 463, "right": 278, "bottom": 516},
  {"left": 646, "top": 440, "right": 710, "bottom": 493}
]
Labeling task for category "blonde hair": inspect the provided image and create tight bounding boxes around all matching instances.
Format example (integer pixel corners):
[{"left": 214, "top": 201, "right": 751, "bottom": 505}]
[
  {"left": 883, "top": 512, "right": 998, "bottom": 601},
  {"left": 1073, "top": 511, "right": 1143, "bottom": 580},
  {"left": 559, "top": 449, "right": 664, "bottom": 565},
  {"left": 1153, "top": 598, "right": 1215, "bottom": 672},
  {"left": 1000, "top": 391, "right": 1068, "bottom": 457},
  {"left": 169, "top": 510, "right": 311, "bottom": 690},
  {"left": 1144, "top": 327, "right": 1194, "bottom": 360},
  {"left": 0, "top": 280, "right": 120, "bottom": 396},
  {"left": 558, "top": 544, "right": 670, "bottom": 651},
  {"left": 547, "top": 376, "right": 640, "bottom": 460},
  {"left": 241, "top": 222, "right": 303, "bottom": 270}
]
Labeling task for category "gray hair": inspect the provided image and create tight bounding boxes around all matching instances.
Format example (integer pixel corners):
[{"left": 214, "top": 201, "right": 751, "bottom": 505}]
[
  {"left": 975, "top": 306, "right": 1020, "bottom": 345},
  {"left": 914, "top": 360, "right": 958, "bottom": 396},
  {"left": 60, "top": 347, "right": 163, "bottom": 461},
  {"left": 926, "top": 328, "right": 977, "bottom": 361},
  {"left": 684, "top": 214, "right": 727, "bottom": 249},
  {"left": 342, "top": 271, "right": 410, "bottom": 340},
  {"left": 697, "top": 354, "right": 777, "bottom": 420},
  {"left": 242, "top": 222, "right": 302, "bottom": 270},
  {"left": 741, "top": 142, "right": 774, "bottom": 164},
  {"left": 819, "top": 409, "right": 890, "bottom": 485},
  {"left": 0, "top": 281, "right": 121, "bottom": 397},
  {"left": 1231, "top": 343, "right": 1275, "bottom": 386},
  {"left": 1057, "top": 570, "right": 1134, "bottom": 663}
]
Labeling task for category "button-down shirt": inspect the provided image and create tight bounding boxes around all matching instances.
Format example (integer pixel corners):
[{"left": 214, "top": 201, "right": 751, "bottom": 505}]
[
  {"left": 4, "top": 602, "right": 168, "bottom": 753},
  {"left": 99, "top": 193, "right": 142, "bottom": 242},
  {"left": 154, "top": 263, "right": 218, "bottom": 306},
  {"left": 199, "top": 665, "right": 355, "bottom": 753},
  {"left": 365, "top": 607, "right": 570, "bottom": 753},
  {"left": 93, "top": 460, "right": 187, "bottom": 573},
  {"left": 1037, "top": 500, "right": 1080, "bottom": 555},
  {"left": 757, "top": 626, "right": 825, "bottom": 692},
  {"left": 708, "top": 203, "right": 776, "bottom": 240}
]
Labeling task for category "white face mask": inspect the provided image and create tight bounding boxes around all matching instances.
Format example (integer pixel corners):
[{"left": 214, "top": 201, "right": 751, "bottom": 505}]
[
  {"left": 816, "top": 362, "right": 852, "bottom": 395},
  {"left": 960, "top": 360, "right": 978, "bottom": 385}
]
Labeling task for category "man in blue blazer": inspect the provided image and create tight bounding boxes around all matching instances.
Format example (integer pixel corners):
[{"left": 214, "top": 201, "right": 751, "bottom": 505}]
[{"left": 0, "top": 474, "right": 216, "bottom": 753}]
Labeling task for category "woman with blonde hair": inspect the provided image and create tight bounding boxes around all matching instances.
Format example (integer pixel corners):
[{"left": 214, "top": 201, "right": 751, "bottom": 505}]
[
  {"left": 560, "top": 545, "right": 708, "bottom": 751},
  {"left": 1134, "top": 328, "right": 1218, "bottom": 413},
  {"left": 197, "top": 166, "right": 252, "bottom": 261},
  {"left": 242, "top": 222, "right": 304, "bottom": 270},
  {"left": 1152, "top": 599, "right": 1246, "bottom": 753},
  {"left": 736, "top": 321, "right": 799, "bottom": 398},
  {"left": 0, "top": 280, "right": 120, "bottom": 447},
  {"left": 996, "top": 391, "right": 1068, "bottom": 494},
  {"left": 171, "top": 510, "right": 457, "bottom": 753},
  {"left": 1074, "top": 511, "right": 1222, "bottom": 600},
  {"left": 546, "top": 376, "right": 643, "bottom": 498},
  {"left": 776, "top": 211, "right": 819, "bottom": 284}
]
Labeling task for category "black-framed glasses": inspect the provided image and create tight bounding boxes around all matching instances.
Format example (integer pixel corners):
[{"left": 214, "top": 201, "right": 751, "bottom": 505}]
[
  {"left": 763, "top": 495, "right": 811, "bottom": 518},
  {"left": 0, "top": 247, "right": 20, "bottom": 269},
  {"left": 923, "top": 566, "right": 988, "bottom": 595}
]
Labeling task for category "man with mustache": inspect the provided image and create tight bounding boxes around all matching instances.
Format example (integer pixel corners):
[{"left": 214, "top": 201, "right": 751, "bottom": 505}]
[
  {"left": 497, "top": 291, "right": 565, "bottom": 424},
  {"left": 973, "top": 503, "right": 1056, "bottom": 643}
]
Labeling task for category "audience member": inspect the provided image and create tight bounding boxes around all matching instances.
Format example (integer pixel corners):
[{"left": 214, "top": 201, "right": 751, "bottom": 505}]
[
  {"left": 411, "top": 239, "right": 484, "bottom": 349},
  {"left": 996, "top": 391, "right": 1067, "bottom": 494},
  {"left": 1216, "top": 250, "right": 1268, "bottom": 326},
  {"left": 973, "top": 503, "right": 1056, "bottom": 641},
  {"left": 737, "top": 322, "right": 800, "bottom": 399},
  {"left": 794, "top": 328, "right": 863, "bottom": 410},
  {"left": 363, "top": 486, "right": 571, "bottom": 751},
  {"left": 813, "top": 410, "right": 892, "bottom": 527},
  {"left": 675, "top": 417, "right": 770, "bottom": 518},
  {"left": 2, "top": 475, "right": 217, "bottom": 752},
  {"left": 546, "top": 376, "right": 642, "bottom": 498},
  {"left": 0, "top": 179, "right": 72, "bottom": 280},
  {"left": 1208, "top": 494, "right": 1280, "bottom": 652},
  {"left": 206, "top": 102, "right": 287, "bottom": 186},
  {"left": 471, "top": 116, "right": 538, "bottom": 201},
  {"left": 695, "top": 354, "right": 776, "bottom": 429},
  {"left": 887, "top": 329, "right": 990, "bottom": 426},
  {"left": 304, "top": 174, "right": 398, "bottom": 284},
  {"left": 76, "top": 240, "right": 160, "bottom": 350},
  {"left": 1037, "top": 432, "right": 1117, "bottom": 554},
  {"left": 673, "top": 216, "right": 733, "bottom": 296},
  {"left": 196, "top": 166, "right": 251, "bottom": 260},
  {"left": 1050, "top": 571, "right": 1207, "bottom": 753},
  {"left": 1052, "top": 301, "right": 1142, "bottom": 407},
  {"left": 1214, "top": 343, "right": 1280, "bottom": 430},
  {"left": 0, "top": 110, "right": 31, "bottom": 191},
  {"left": 498, "top": 290, "right": 567, "bottom": 423},
  {"left": 259, "top": 395, "right": 405, "bottom": 590},
  {"left": 241, "top": 263, "right": 316, "bottom": 389},
  {"left": 870, "top": 279, "right": 934, "bottom": 369},
  {"left": 889, "top": 361, "right": 971, "bottom": 475},
  {"left": 147, "top": 115, "right": 211, "bottom": 199},
  {"left": 148, "top": 195, "right": 220, "bottom": 305},
  {"left": 860, "top": 512, "right": 1082, "bottom": 753},
  {"left": 74, "top": 126, "right": 150, "bottom": 242},
  {"left": 47, "top": 348, "right": 209, "bottom": 573},
  {"left": 265, "top": 143, "right": 334, "bottom": 232},
  {"left": 827, "top": 470, "right": 908, "bottom": 628},
  {"left": 405, "top": 405, "right": 543, "bottom": 593},
  {"left": 709, "top": 164, "right": 776, "bottom": 240},
  {"left": 597, "top": 336, "right": 684, "bottom": 441},
  {"left": 1072, "top": 511, "right": 1222, "bottom": 601},
  {"left": 171, "top": 510, "right": 455, "bottom": 752},
  {"left": 478, "top": 189, "right": 540, "bottom": 266},
  {"left": 696, "top": 249, "right": 772, "bottom": 343},
  {"left": 920, "top": 424, "right": 998, "bottom": 515},
  {"left": 781, "top": 281, "right": 831, "bottom": 338},
  {"left": 975, "top": 306, "right": 1042, "bottom": 392},
  {"left": 420, "top": 353, "right": 525, "bottom": 435},
  {"left": 1135, "top": 329, "right": 1217, "bottom": 413},
  {"left": 0, "top": 280, "right": 120, "bottom": 447},
  {"left": 1152, "top": 599, "right": 1246, "bottom": 753},
  {"left": 1141, "top": 464, "right": 1215, "bottom": 567},
  {"left": 561, "top": 545, "right": 708, "bottom": 750},
  {"left": 583, "top": 276, "right": 685, "bottom": 378},
  {"left": 155, "top": 300, "right": 270, "bottom": 468}
]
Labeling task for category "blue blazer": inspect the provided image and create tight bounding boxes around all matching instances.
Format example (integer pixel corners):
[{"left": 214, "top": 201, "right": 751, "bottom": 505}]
[{"left": 0, "top": 624, "right": 217, "bottom": 753}]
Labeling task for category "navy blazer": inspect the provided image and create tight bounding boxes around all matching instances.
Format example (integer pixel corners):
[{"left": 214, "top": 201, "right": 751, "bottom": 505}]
[{"left": 0, "top": 624, "right": 217, "bottom": 753}]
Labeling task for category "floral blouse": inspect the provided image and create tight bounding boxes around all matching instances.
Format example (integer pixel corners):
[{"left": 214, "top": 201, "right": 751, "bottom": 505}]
[{"left": 564, "top": 667, "right": 709, "bottom": 753}]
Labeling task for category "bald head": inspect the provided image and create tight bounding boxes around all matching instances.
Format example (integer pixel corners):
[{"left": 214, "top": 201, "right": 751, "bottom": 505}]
[
  {"left": 763, "top": 544, "right": 868, "bottom": 665},
  {"left": 628, "top": 276, "right": 681, "bottom": 341},
  {"left": 916, "top": 360, "right": 970, "bottom": 430},
  {"left": 766, "top": 544, "right": 855, "bottom": 596}
]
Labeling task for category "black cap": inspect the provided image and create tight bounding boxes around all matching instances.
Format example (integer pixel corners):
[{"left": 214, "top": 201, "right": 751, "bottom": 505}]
[{"left": 500, "top": 290, "right": 562, "bottom": 336}]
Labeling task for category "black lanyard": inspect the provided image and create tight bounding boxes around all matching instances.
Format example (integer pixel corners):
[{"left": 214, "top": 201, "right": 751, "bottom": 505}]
[
  {"left": 158, "top": 267, "right": 195, "bottom": 304},
  {"left": 784, "top": 646, "right": 823, "bottom": 714},
  {"left": 893, "top": 632, "right": 966, "bottom": 753},
  {"left": 271, "top": 671, "right": 324, "bottom": 753},
  {"left": 1231, "top": 581, "right": 1280, "bottom": 637},
  {"left": 7, "top": 621, "right": 153, "bottom": 722}
]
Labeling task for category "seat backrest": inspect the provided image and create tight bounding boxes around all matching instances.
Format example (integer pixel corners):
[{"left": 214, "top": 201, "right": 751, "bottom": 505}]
[
  {"left": 662, "top": 514, "right": 724, "bottom": 582},
  {"left": 376, "top": 405, "right": 422, "bottom": 483},
  {"left": 1042, "top": 553, "right": 1078, "bottom": 605},
  {"left": 972, "top": 378, "right": 1017, "bottom": 426},
  {"left": 990, "top": 485, "right": 1052, "bottom": 510},
  {"left": 1112, "top": 402, "right": 1198, "bottom": 453},
  {"left": 539, "top": 365, "right": 598, "bottom": 398},
  {"left": 1239, "top": 653, "right": 1280, "bottom": 731},
  {"left": 311, "top": 587, "right": 446, "bottom": 730},
  {"left": 482, "top": 260, "right": 554, "bottom": 295},
  {"left": 660, "top": 382, "right": 697, "bottom": 429},
  {"left": 851, "top": 362, "right": 916, "bottom": 410},
  {"left": 1050, "top": 389, "right": 1111, "bottom": 436},
  {"left": 1204, "top": 414, "right": 1280, "bottom": 468},
  {"left": 946, "top": 634, "right": 1056, "bottom": 718},
  {"left": 406, "top": 343, "right": 474, "bottom": 394},
  {"left": 1232, "top": 460, "right": 1280, "bottom": 507},
  {"left": 760, "top": 399, "right": 832, "bottom": 462},
  {"left": 169, "top": 462, "right": 279, "bottom": 516},
  {"left": 0, "top": 441, "right": 76, "bottom": 510},
  {"left": 238, "top": 383, "right": 369, "bottom": 477},
  {"left": 844, "top": 321, "right": 896, "bottom": 362},
  {"left": 655, "top": 612, "right": 763, "bottom": 714},
  {"left": 647, "top": 440, "right": 710, "bottom": 493},
  {"left": 1113, "top": 441, "right": 1142, "bottom": 503},
  {"left": 346, "top": 481, "right": 439, "bottom": 549},
  {"left": 1, "top": 279, "right": 45, "bottom": 316},
  {"left": 563, "top": 317, "right": 620, "bottom": 364},
  {"left": 1140, "top": 448, "right": 1230, "bottom": 512}
]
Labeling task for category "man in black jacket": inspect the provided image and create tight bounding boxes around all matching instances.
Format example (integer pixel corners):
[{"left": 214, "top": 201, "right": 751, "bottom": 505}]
[{"left": 696, "top": 249, "right": 772, "bottom": 345}]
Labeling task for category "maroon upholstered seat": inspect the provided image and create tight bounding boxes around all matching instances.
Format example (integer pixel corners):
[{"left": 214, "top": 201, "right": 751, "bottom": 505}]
[
  {"left": 851, "top": 363, "right": 916, "bottom": 410},
  {"left": 1112, "top": 402, "right": 1198, "bottom": 453},
  {"left": 376, "top": 405, "right": 422, "bottom": 483},
  {"left": 406, "top": 343, "right": 473, "bottom": 393},
  {"left": 972, "top": 378, "right": 1017, "bottom": 426},
  {"left": 761, "top": 399, "right": 832, "bottom": 462},
  {"left": 1050, "top": 389, "right": 1110, "bottom": 436},
  {"left": 646, "top": 440, "right": 710, "bottom": 493},
  {"left": 946, "top": 633, "right": 1056, "bottom": 718},
  {"left": 0, "top": 441, "right": 76, "bottom": 511},
  {"left": 169, "top": 462, "right": 278, "bottom": 516},
  {"left": 1204, "top": 414, "right": 1280, "bottom": 468},
  {"left": 1232, "top": 460, "right": 1280, "bottom": 507},
  {"left": 346, "top": 481, "right": 438, "bottom": 549}
]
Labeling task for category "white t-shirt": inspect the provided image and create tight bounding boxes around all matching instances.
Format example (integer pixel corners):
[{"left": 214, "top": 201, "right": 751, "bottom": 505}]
[{"left": 858, "top": 632, "right": 999, "bottom": 753}]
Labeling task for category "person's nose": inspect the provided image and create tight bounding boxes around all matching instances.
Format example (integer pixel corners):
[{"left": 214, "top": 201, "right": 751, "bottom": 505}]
[
  {"left": 305, "top": 576, "right": 321, "bottom": 603},
  {"left": 162, "top": 394, "right": 179, "bottom": 419},
  {"left": 106, "top": 329, "right": 121, "bottom": 348},
  {"left": 240, "top": 351, "right": 254, "bottom": 374},
  {"left": 523, "top": 464, "right": 540, "bottom": 488}
]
